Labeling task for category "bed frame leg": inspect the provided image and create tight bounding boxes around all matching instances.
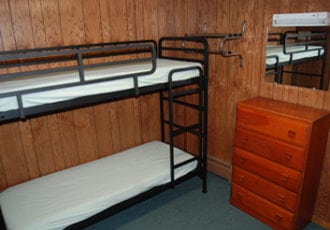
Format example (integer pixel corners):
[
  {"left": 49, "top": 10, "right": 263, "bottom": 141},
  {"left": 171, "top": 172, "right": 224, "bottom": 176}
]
[
  {"left": 202, "top": 170, "right": 207, "bottom": 193},
  {"left": 0, "top": 208, "right": 7, "bottom": 230},
  {"left": 202, "top": 182, "right": 207, "bottom": 193}
]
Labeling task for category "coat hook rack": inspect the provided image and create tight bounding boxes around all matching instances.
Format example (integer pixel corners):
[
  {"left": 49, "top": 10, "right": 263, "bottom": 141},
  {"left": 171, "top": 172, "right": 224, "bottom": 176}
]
[{"left": 186, "top": 21, "right": 247, "bottom": 68}]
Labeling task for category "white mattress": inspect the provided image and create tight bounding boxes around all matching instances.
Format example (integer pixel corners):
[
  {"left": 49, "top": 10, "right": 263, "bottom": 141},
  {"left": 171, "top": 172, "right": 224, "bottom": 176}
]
[
  {"left": 0, "top": 141, "right": 197, "bottom": 230},
  {"left": 0, "top": 58, "right": 201, "bottom": 112},
  {"left": 266, "top": 45, "right": 325, "bottom": 66}
]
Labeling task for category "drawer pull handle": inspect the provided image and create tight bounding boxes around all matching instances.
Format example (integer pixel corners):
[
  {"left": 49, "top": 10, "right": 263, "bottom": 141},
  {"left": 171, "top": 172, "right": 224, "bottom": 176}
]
[
  {"left": 278, "top": 194, "right": 286, "bottom": 204},
  {"left": 236, "top": 192, "right": 243, "bottom": 201},
  {"left": 281, "top": 174, "right": 289, "bottom": 184},
  {"left": 238, "top": 175, "right": 246, "bottom": 183},
  {"left": 275, "top": 214, "right": 283, "bottom": 222},
  {"left": 241, "top": 137, "right": 248, "bottom": 145},
  {"left": 242, "top": 117, "right": 249, "bottom": 125},
  {"left": 284, "top": 152, "right": 293, "bottom": 161},
  {"left": 288, "top": 130, "right": 296, "bottom": 139},
  {"left": 239, "top": 157, "right": 247, "bottom": 164}
]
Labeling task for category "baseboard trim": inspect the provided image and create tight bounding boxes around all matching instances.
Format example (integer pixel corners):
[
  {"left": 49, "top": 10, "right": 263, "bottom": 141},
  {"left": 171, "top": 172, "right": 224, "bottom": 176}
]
[
  {"left": 312, "top": 215, "right": 330, "bottom": 229},
  {"left": 207, "top": 156, "right": 231, "bottom": 181}
]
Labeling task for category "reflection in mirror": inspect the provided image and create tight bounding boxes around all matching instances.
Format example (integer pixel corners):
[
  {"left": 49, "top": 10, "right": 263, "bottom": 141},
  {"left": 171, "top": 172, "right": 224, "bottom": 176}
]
[{"left": 265, "top": 28, "right": 329, "bottom": 90}]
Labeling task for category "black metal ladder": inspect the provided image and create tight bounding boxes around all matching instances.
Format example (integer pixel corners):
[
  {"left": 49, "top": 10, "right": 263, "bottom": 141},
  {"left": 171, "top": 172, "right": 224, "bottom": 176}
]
[{"left": 159, "top": 67, "right": 207, "bottom": 192}]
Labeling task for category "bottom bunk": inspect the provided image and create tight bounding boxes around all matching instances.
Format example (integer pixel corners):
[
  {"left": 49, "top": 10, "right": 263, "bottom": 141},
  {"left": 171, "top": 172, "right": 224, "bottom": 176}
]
[{"left": 0, "top": 141, "right": 202, "bottom": 230}]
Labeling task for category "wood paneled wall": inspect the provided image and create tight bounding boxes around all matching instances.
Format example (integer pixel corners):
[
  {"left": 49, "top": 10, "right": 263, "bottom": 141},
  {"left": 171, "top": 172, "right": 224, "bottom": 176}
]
[{"left": 0, "top": 0, "right": 330, "bottom": 227}]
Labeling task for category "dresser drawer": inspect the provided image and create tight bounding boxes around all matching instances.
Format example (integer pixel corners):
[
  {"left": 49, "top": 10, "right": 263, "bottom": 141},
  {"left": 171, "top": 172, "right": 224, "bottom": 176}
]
[
  {"left": 236, "top": 107, "right": 310, "bottom": 147},
  {"left": 233, "top": 147, "right": 301, "bottom": 192},
  {"left": 234, "top": 128, "right": 305, "bottom": 171},
  {"left": 232, "top": 166, "right": 298, "bottom": 212},
  {"left": 231, "top": 183, "right": 295, "bottom": 230}
]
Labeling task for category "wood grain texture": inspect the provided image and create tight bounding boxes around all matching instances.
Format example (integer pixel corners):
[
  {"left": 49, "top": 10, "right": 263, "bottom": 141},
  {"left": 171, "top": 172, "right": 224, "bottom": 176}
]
[
  {"left": 208, "top": 0, "right": 231, "bottom": 163},
  {"left": 57, "top": 112, "right": 80, "bottom": 168},
  {"left": 18, "top": 121, "right": 40, "bottom": 179},
  {"left": 72, "top": 108, "right": 99, "bottom": 164},
  {"left": 232, "top": 97, "right": 330, "bottom": 229},
  {"left": 59, "top": 0, "right": 85, "bottom": 45},
  {"left": 0, "top": 123, "right": 29, "bottom": 186},
  {"left": 0, "top": 0, "right": 330, "bottom": 226},
  {"left": 41, "top": 0, "right": 63, "bottom": 46},
  {"left": 47, "top": 114, "right": 66, "bottom": 171}
]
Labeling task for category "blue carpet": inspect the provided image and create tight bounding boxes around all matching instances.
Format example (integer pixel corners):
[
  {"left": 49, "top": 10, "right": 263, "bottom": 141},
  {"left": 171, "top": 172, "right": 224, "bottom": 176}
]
[{"left": 86, "top": 173, "right": 326, "bottom": 230}]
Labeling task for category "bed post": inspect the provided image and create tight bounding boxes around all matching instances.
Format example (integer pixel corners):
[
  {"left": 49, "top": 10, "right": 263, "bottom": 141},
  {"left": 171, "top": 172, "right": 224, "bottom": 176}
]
[
  {"left": 159, "top": 92, "right": 166, "bottom": 143},
  {"left": 320, "top": 32, "right": 328, "bottom": 89},
  {"left": 0, "top": 207, "right": 7, "bottom": 230},
  {"left": 202, "top": 38, "right": 209, "bottom": 193},
  {"left": 168, "top": 72, "right": 175, "bottom": 188}
]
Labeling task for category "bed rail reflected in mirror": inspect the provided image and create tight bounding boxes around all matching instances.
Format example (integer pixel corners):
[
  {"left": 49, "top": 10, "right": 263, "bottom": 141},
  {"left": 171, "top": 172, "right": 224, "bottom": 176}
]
[{"left": 265, "top": 12, "right": 330, "bottom": 91}]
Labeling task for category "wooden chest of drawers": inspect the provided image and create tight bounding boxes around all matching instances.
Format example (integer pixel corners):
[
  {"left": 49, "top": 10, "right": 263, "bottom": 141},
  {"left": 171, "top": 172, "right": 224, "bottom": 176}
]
[{"left": 230, "top": 97, "right": 330, "bottom": 230}]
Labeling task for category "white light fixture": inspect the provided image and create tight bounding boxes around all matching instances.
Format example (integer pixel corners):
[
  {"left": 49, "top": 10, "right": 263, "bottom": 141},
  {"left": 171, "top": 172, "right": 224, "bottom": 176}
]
[{"left": 273, "top": 12, "right": 330, "bottom": 27}]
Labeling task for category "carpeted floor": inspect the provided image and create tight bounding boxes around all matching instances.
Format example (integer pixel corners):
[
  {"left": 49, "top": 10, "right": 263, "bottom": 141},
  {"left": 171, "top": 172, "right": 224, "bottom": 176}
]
[{"left": 86, "top": 173, "right": 326, "bottom": 230}]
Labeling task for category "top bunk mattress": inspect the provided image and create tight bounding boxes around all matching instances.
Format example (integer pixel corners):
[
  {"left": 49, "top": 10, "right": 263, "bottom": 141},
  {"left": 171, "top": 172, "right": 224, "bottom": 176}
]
[
  {"left": 0, "top": 141, "right": 197, "bottom": 230},
  {"left": 266, "top": 45, "right": 325, "bottom": 66},
  {"left": 0, "top": 58, "right": 202, "bottom": 112}
]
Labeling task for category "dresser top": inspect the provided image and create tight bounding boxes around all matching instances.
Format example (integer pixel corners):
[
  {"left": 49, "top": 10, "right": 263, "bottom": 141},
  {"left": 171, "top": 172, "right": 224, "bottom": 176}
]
[{"left": 238, "top": 97, "right": 330, "bottom": 123}]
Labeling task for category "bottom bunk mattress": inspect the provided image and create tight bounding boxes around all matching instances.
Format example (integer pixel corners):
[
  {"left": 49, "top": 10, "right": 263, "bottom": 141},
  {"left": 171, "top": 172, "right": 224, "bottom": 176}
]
[{"left": 0, "top": 141, "right": 197, "bottom": 230}]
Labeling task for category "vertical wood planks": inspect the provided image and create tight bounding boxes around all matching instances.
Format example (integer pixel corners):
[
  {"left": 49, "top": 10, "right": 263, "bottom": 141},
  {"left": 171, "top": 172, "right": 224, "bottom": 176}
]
[
  {"left": 207, "top": 0, "right": 230, "bottom": 163},
  {"left": 1, "top": 0, "right": 330, "bottom": 226},
  {"left": 139, "top": 0, "right": 161, "bottom": 143},
  {"left": 58, "top": 0, "right": 85, "bottom": 45},
  {"left": 0, "top": 123, "right": 29, "bottom": 186}
]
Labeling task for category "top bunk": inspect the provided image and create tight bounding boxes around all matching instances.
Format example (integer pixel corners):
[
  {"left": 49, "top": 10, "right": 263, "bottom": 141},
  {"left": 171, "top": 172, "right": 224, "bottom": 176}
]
[
  {"left": 0, "top": 37, "right": 208, "bottom": 124},
  {"left": 265, "top": 30, "right": 328, "bottom": 70}
]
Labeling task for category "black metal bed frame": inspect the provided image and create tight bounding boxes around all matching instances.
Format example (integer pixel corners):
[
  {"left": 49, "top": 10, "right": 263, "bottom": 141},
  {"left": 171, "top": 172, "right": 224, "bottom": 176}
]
[
  {"left": 0, "top": 208, "right": 5, "bottom": 230},
  {"left": 265, "top": 30, "right": 328, "bottom": 89},
  {"left": 0, "top": 40, "right": 158, "bottom": 122},
  {"left": 0, "top": 36, "right": 209, "bottom": 229}
]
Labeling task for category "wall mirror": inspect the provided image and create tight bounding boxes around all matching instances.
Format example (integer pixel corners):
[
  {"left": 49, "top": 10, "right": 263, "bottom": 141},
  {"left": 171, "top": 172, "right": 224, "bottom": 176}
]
[{"left": 264, "top": 12, "right": 330, "bottom": 90}]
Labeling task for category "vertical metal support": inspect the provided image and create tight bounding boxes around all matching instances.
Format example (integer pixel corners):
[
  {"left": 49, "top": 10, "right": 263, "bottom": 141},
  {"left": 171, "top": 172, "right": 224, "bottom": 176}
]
[
  {"left": 197, "top": 80, "right": 203, "bottom": 171},
  {"left": 198, "top": 76, "right": 206, "bottom": 193},
  {"left": 77, "top": 52, "right": 85, "bottom": 82},
  {"left": 202, "top": 87, "right": 208, "bottom": 193},
  {"left": 158, "top": 36, "right": 209, "bottom": 193},
  {"left": 202, "top": 44, "right": 209, "bottom": 193},
  {"left": 133, "top": 76, "right": 140, "bottom": 96},
  {"left": 274, "top": 58, "right": 280, "bottom": 84},
  {"left": 0, "top": 207, "right": 7, "bottom": 230},
  {"left": 168, "top": 77, "right": 175, "bottom": 187},
  {"left": 320, "top": 33, "right": 328, "bottom": 89},
  {"left": 320, "top": 58, "right": 326, "bottom": 89},
  {"left": 17, "top": 94, "right": 25, "bottom": 120},
  {"left": 159, "top": 91, "right": 165, "bottom": 142}
]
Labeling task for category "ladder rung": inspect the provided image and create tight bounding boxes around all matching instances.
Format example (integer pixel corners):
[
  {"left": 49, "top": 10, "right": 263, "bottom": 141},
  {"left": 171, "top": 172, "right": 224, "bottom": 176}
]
[
  {"left": 162, "top": 97, "right": 201, "bottom": 110},
  {"left": 163, "top": 121, "right": 200, "bottom": 135},
  {"left": 172, "top": 88, "right": 200, "bottom": 98},
  {"left": 163, "top": 120, "right": 203, "bottom": 137},
  {"left": 173, "top": 123, "right": 200, "bottom": 136}
]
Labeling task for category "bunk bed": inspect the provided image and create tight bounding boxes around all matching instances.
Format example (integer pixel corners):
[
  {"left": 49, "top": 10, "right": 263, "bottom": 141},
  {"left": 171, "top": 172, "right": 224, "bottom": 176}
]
[
  {"left": 265, "top": 30, "right": 328, "bottom": 89},
  {"left": 0, "top": 37, "right": 209, "bottom": 230}
]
